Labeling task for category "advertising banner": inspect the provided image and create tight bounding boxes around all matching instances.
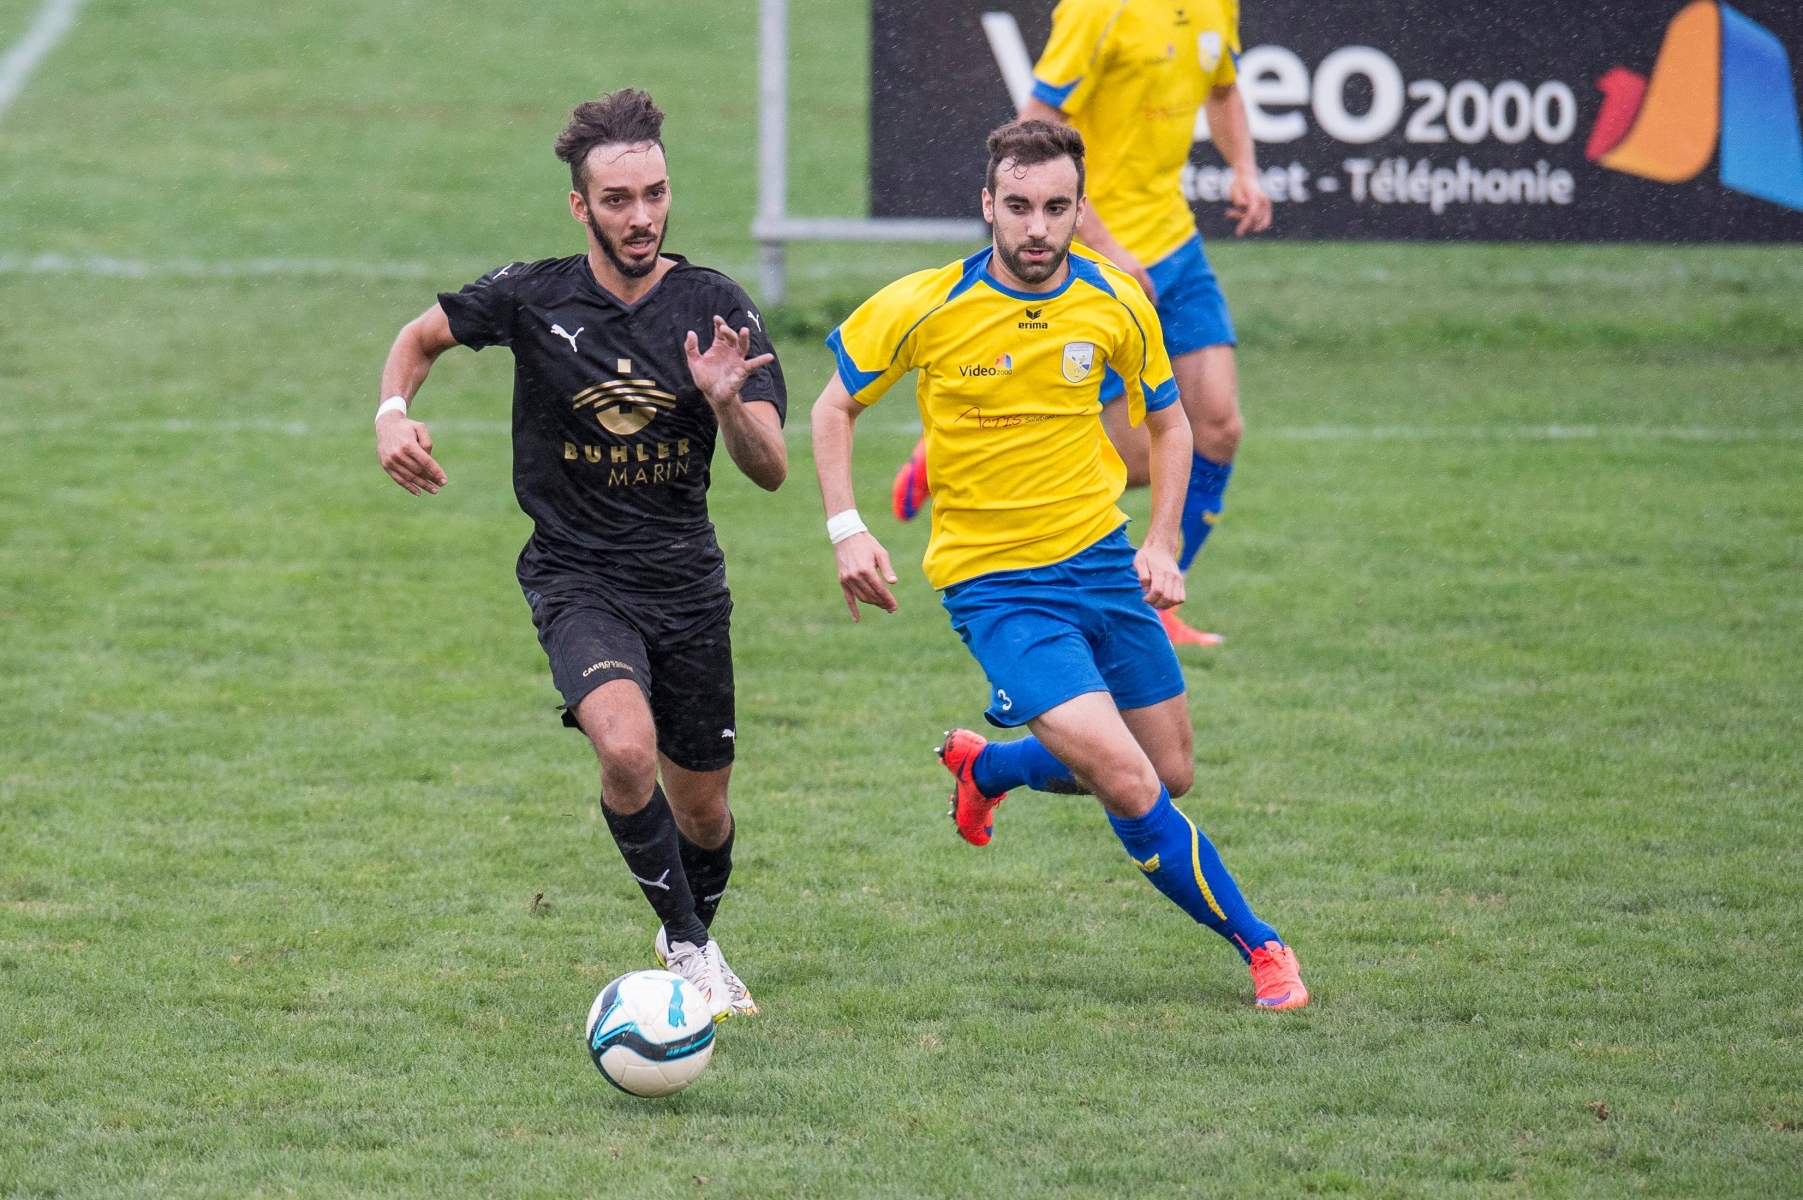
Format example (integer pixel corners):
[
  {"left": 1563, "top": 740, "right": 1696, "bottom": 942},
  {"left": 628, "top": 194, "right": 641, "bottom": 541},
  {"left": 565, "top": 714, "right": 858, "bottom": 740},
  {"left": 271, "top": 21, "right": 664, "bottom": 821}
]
[{"left": 871, "top": 0, "right": 1803, "bottom": 239}]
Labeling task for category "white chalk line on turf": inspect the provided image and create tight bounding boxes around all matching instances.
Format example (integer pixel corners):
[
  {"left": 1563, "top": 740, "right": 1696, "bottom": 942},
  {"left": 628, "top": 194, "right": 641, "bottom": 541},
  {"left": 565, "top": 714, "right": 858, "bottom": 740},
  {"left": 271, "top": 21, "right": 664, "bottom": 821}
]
[
  {"left": 0, "top": 0, "right": 84, "bottom": 124},
  {"left": 1263, "top": 424, "right": 1802, "bottom": 443},
  {"left": 0, "top": 253, "right": 463, "bottom": 280},
  {"left": 0, "top": 418, "right": 1796, "bottom": 443}
]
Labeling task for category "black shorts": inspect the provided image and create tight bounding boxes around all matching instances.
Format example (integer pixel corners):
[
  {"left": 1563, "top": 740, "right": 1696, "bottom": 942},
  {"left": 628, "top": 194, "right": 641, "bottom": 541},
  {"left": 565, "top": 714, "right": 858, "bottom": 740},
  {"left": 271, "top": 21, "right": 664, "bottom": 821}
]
[{"left": 525, "top": 586, "right": 736, "bottom": 773}]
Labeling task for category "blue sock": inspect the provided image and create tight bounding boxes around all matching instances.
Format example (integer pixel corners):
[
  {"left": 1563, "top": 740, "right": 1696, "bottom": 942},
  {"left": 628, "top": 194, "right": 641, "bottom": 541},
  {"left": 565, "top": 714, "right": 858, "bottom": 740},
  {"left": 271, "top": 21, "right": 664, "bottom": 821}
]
[
  {"left": 1106, "top": 788, "right": 1280, "bottom": 962},
  {"left": 1179, "top": 452, "right": 1233, "bottom": 572},
  {"left": 972, "top": 736, "right": 1080, "bottom": 795}
]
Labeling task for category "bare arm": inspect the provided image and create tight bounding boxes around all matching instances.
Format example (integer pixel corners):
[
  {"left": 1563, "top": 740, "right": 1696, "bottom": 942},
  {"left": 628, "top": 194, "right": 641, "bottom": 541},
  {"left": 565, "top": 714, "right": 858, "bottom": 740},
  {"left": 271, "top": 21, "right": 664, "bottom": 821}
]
[
  {"left": 685, "top": 315, "right": 787, "bottom": 491},
  {"left": 1019, "top": 96, "right": 1158, "bottom": 302},
  {"left": 1204, "top": 83, "right": 1272, "bottom": 236},
  {"left": 809, "top": 372, "right": 898, "bottom": 621},
  {"left": 1135, "top": 401, "right": 1192, "bottom": 609},
  {"left": 375, "top": 304, "right": 458, "bottom": 495}
]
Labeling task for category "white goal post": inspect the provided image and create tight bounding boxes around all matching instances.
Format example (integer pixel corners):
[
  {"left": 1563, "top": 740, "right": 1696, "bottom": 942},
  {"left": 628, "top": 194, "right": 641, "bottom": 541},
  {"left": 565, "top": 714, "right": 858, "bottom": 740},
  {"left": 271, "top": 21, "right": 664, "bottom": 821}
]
[{"left": 753, "top": 0, "right": 988, "bottom": 303}]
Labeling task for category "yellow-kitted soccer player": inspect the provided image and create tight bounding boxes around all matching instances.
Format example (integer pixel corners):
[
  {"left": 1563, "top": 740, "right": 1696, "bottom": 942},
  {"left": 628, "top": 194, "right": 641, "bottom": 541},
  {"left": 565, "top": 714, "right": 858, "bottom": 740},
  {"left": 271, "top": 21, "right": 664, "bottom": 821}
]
[
  {"left": 892, "top": 0, "right": 1271, "bottom": 648},
  {"left": 812, "top": 120, "right": 1307, "bottom": 1011}
]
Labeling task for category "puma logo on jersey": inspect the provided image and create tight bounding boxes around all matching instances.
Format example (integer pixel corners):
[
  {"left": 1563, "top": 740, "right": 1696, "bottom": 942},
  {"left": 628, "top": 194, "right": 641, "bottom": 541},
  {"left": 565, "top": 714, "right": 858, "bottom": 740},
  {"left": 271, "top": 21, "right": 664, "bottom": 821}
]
[
  {"left": 745, "top": 310, "right": 762, "bottom": 332},
  {"left": 551, "top": 323, "right": 584, "bottom": 353}
]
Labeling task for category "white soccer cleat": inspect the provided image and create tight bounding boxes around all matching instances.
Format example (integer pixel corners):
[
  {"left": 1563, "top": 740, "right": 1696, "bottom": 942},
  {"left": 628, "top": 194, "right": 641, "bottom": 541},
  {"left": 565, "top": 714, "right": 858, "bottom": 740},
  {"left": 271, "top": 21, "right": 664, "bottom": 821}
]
[
  {"left": 711, "top": 942, "right": 761, "bottom": 1017},
  {"left": 659, "top": 935, "right": 732, "bottom": 1023},
  {"left": 656, "top": 926, "right": 759, "bottom": 1018}
]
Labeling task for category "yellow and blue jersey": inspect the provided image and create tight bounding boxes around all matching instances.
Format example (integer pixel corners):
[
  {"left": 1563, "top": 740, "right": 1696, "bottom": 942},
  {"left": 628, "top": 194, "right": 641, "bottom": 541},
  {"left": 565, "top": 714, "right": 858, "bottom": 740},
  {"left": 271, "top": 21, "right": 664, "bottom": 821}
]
[
  {"left": 827, "top": 248, "right": 1178, "bottom": 590},
  {"left": 1031, "top": 0, "right": 1240, "bottom": 265}
]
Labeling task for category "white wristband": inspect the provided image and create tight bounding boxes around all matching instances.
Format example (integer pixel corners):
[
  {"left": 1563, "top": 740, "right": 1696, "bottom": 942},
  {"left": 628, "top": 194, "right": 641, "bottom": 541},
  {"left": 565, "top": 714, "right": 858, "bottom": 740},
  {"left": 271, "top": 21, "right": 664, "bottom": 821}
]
[
  {"left": 375, "top": 396, "right": 409, "bottom": 422},
  {"left": 826, "top": 509, "right": 869, "bottom": 545}
]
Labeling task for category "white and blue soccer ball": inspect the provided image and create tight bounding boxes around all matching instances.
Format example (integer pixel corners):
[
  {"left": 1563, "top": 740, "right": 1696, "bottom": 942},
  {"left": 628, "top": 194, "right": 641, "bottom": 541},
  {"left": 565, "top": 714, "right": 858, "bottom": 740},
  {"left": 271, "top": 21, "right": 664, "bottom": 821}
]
[{"left": 585, "top": 969, "right": 716, "bottom": 1097}]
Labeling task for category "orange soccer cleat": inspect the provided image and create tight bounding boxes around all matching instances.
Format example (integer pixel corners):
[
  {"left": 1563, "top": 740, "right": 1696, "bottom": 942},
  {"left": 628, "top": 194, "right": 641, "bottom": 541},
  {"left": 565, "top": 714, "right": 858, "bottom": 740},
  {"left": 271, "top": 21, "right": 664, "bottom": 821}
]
[
  {"left": 1249, "top": 941, "right": 1310, "bottom": 1010},
  {"left": 891, "top": 438, "right": 931, "bottom": 522},
  {"left": 936, "top": 728, "right": 1005, "bottom": 847},
  {"left": 1159, "top": 605, "right": 1225, "bottom": 647}
]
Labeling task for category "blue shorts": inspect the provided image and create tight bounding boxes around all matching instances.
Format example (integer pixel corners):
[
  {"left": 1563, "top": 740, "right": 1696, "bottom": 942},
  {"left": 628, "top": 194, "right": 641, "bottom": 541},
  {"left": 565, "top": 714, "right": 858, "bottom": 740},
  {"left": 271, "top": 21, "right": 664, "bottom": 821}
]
[
  {"left": 1100, "top": 235, "right": 1236, "bottom": 403},
  {"left": 940, "top": 527, "right": 1187, "bottom": 728},
  {"left": 1149, "top": 235, "right": 1236, "bottom": 356}
]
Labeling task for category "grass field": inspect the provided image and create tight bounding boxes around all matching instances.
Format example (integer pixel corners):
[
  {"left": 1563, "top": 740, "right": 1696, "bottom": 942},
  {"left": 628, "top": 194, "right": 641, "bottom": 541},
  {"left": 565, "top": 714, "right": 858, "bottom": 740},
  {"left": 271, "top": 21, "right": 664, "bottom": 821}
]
[{"left": 3, "top": 1, "right": 1802, "bottom": 1196}]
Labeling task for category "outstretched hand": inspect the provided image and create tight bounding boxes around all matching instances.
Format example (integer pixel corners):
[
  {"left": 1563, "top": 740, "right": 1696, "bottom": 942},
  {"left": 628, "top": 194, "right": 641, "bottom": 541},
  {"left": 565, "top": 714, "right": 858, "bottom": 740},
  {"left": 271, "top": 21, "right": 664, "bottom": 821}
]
[
  {"left": 685, "top": 315, "right": 775, "bottom": 409},
  {"left": 834, "top": 531, "right": 899, "bottom": 621},
  {"left": 1134, "top": 539, "right": 1185, "bottom": 610},
  {"left": 376, "top": 410, "right": 446, "bottom": 495},
  {"left": 1225, "top": 170, "right": 1273, "bottom": 236}
]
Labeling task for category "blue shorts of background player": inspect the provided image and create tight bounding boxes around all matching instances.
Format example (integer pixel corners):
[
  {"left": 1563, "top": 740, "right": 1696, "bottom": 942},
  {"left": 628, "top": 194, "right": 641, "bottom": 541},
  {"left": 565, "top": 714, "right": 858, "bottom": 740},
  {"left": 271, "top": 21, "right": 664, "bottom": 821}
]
[
  {"left": 1101, "top": 237, "right": 1236, "bottom": 399},
  {"left": 1097, "top": 234, "right": 1237, "bottom": 583},
  {"left": 940, "top": 526, "right": 1185, "bottom": 728}
]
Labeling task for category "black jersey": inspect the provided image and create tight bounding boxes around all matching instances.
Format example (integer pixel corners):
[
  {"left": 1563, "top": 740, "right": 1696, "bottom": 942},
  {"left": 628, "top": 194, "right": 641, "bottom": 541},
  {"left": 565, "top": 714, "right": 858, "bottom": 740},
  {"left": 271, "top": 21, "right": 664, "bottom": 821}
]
[{"left": 438, "top": 254, "right": 785, "bottom": 599}]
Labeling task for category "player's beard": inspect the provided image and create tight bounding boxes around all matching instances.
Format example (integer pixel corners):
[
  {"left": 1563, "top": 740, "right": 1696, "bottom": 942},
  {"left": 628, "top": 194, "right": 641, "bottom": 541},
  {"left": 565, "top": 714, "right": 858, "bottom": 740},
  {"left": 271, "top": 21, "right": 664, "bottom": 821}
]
[
  {"left": 589, "top": 212, "right": 667, "bottom": 279},
  {"left": 994, "top": 229, "right": 1070, "bottom": 286}
]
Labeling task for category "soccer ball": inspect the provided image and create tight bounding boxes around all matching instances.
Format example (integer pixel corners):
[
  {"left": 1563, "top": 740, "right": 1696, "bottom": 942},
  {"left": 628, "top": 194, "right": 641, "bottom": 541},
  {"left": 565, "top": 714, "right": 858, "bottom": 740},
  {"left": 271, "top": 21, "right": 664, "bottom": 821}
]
[{"left": 584, "top": 969, "right": 716, "bottom": 1097}]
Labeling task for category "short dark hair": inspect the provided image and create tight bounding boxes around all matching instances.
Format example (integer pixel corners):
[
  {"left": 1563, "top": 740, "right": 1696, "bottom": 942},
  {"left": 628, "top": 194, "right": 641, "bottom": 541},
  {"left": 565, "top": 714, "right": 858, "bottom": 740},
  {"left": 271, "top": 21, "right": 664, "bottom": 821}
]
[
  {"left": 985, "top": 119, "right": 1086, "bottom": 198},
  {"left": 555, "top": 89, "right": 666, "bottom": 194}
]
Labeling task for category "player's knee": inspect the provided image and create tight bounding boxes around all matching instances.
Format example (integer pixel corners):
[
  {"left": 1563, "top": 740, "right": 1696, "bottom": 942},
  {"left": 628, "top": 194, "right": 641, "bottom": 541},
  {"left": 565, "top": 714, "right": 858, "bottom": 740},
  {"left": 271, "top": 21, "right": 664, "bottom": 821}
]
[
  {"left": 1161, "top": 758, "right": 1194, "bottom": 799},
  {"left": 1194, "top": 406, "right": 1243, "bottom": 460},
  {"left": 1092, "top": 755, "right": 1161, "bottom": 811},
  {"left": 594, "top": 732, "right": 659, "bottom": 795},
  {"left": 680, "top": 801, "right": 732, "bottom": 850}
]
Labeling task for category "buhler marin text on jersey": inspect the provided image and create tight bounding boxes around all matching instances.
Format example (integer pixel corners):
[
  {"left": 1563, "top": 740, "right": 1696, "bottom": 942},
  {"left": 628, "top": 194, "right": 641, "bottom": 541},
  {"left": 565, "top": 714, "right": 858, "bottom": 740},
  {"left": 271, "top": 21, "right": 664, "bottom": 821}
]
[{"left": 563, "top": 437, "right": 698, "bottom": 488}]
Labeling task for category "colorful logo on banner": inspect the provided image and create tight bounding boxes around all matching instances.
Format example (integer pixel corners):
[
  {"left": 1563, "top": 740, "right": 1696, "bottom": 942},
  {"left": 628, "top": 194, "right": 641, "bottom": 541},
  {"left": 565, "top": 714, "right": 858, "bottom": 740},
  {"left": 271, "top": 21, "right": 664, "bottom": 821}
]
[{"left": 1586, "top": 1, "right": 1803, "bottom": 211}]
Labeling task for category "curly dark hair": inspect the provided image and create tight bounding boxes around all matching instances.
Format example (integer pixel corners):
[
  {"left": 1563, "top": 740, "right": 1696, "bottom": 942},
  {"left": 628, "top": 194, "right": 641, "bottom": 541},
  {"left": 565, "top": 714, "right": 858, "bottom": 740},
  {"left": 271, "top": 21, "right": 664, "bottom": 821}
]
[
  {"left": 985, "top": 119, "right": 1086, "bottom": 197},
  {"left": 554, "top": 89, "right": 666, "bottom": 194}
]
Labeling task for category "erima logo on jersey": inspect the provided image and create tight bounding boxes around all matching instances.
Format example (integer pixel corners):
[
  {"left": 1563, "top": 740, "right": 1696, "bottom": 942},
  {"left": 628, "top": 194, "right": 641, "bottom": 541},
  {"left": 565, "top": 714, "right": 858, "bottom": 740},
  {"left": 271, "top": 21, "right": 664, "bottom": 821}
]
[
  {"left": 1132, "top": 853, "right": 1162, "bottom": 873},
  {"left": 1019, "top": 306, "right": 1048, "bottom": 329}
]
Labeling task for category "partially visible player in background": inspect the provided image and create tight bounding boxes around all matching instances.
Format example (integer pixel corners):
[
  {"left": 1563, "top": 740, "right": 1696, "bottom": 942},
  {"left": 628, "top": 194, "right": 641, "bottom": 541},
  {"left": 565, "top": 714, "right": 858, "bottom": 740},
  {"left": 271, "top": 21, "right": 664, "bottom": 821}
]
[
  {"left": 893, "top": 0, "right": 1270, "bottom": 647},
  {"left": 372, "top": 90, "right": 786, "bottom": 1021}
]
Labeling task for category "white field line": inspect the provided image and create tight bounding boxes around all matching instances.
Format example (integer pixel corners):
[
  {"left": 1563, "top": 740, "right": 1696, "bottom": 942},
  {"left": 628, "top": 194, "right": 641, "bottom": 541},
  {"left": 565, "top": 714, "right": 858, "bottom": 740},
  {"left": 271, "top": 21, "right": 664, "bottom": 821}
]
[
  {"left": 0, "top": 418, "right": 1796, "bottom": 443},
  {"left": 0, "top": 0, "right": 83, "bottom": 124},
  {"left": 1262, "top": 424, "right": 1803, "bottom": 442},
  {"left": 0, "top": 253, "right": 462, "bottom": 279},
  {"left": 0, "top": 254, "right": 921, "bottom": 283},
  {"left": 8, "top": 252, "right": 1790, "bottom": 288}
]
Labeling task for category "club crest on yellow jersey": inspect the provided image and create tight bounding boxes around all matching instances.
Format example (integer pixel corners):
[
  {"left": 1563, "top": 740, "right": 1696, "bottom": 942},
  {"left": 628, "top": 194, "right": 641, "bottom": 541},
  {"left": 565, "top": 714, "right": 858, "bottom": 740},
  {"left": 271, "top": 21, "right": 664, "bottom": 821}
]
[
  {"left": 1061, "top": 341, "right": 1096, "bottom": 383},
  {"left": 1197, "top": 30, "right": 1222, "bottom": 71}
]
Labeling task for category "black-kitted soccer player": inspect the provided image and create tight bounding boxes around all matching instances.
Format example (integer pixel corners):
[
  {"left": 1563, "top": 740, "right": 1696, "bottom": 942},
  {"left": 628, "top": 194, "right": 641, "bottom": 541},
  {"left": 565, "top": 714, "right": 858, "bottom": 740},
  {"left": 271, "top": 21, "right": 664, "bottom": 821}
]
[{"left": 372, "top": 90, "right": 787, "bottom": 1020}]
